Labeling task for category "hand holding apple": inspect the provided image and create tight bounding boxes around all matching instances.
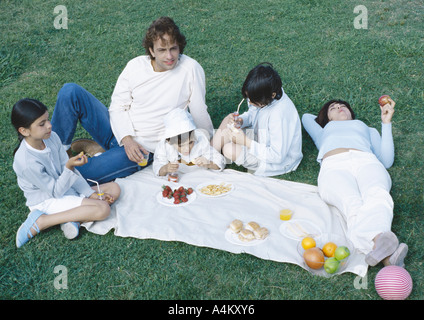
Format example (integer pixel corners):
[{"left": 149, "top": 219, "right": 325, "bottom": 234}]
[
  {"left": 379, "top": 96, "right": 395, "bottom": 124},
  {"left": 378, "top": 95, "right": 391, "bottom": 107}
]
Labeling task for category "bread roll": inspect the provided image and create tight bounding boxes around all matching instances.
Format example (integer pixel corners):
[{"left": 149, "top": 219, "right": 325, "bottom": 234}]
[
  {"left": 253, "top": 227, "right": 269, "bottom": 240},
  {"left": 238, "top": 228, "right": 255, "bottom": 241},
  {"left": 246, "top": 221, "right": 260, "bottom": 231},
  {"left": 229, "top": 219, "right": 243, "bottom": 233}
]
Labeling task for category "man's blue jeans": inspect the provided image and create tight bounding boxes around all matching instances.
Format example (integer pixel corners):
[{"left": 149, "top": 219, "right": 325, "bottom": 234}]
[{"left": 51, "top": 83, "right": 152, "bottom": 184}]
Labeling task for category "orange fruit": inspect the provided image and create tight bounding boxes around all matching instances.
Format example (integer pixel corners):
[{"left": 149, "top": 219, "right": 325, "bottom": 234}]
[
  {"left": 322, "top": 242, "right": 338, "bottom": 257},
  {"left": 301, "top": 237, "right": 316, "bottom": 250}
]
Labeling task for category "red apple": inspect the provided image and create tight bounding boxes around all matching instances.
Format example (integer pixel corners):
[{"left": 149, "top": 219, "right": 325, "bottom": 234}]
[{"left": 378, "top": 95, "right": 391, "bottom": 106}]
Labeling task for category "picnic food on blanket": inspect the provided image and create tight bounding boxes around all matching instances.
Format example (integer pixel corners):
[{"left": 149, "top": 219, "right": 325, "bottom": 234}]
[
  {"left": 334, "top": 246, "right": 350, "bottom": 261},
  {"left": 238, "top": 229, "right": 255, "bottom": 242},
  {"left": 378, "top": 95, "right": 391, "bottom": 106},
  {"left": 286, "top": 221, "right": 318, "bottom": 238},
  {"left": 280, "top": 219, "right": 321, "bottom": 241},
  {"left": 246, "top": 221, "right": 260, "bottom": 232},
  {"left": 253, "top": 227, "right": 269, "bottom": 240},
  {"left": 162, "top": 185, "right": 194, "bottom": 205},
  {"left": 279, "top": 209, "right": 293, "bottom": 220},
  {"left": 228, "top": 219, "right": 269, "bottom": 242},
  {"left": 322, "top": 242, "right": 337, "bottom": 258},
  {"left": 229, "top": 219, "right": 243, "bottom": 233},
  {"left": 324, "top": 257, "right": 340, "bottom": 274},
  {"left": 199, "top": 182, "right": 232, "bottom": 196},
  {"left": 303, "top": 247, "right": 325, "bottom": 269},
  {"left": 301, "top": 236, "right": 316, "bottom": 250},
  {"left": 300, "top": 236, "right": 352, "bottom": 273}
]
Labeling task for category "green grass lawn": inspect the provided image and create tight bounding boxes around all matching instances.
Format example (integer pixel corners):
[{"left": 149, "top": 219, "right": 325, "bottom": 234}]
[{"left": 1, "top": 0, "right": 423, "bottom": 301}]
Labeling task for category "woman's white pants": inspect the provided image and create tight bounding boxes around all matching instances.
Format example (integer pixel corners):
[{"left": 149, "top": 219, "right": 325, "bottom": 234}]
[{"left": 318, "top": 150, "right": 393, "bottom": 254}]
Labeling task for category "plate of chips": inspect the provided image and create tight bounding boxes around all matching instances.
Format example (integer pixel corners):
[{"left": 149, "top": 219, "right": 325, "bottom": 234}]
[{"left": 196, "top": 181, "right": 234, "bottom": 198}]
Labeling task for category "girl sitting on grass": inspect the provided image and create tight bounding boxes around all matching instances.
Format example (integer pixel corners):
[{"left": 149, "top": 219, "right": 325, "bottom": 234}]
[
  {"left": 302, "top": 97, "right": 408, "bottom": 267},
  {"left": 11, "top": 98, "right": 120, "bottom": 248},
  {"left": 211, "top": 63, "right": 303, "bottom": 176}
]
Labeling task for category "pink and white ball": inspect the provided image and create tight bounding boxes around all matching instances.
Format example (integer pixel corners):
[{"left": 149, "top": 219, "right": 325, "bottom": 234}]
[{"left": 375, "top": 266, "right": 413, "bottom": 300}]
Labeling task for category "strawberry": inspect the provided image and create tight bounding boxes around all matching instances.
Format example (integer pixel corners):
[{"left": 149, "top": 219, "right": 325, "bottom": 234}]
[{"left": 161, "top": 185, "right": 193, "bottom": 204}]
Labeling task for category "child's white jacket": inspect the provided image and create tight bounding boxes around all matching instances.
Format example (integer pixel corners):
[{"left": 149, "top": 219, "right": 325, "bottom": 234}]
[
  {"left": 13, "top": 132, "right": 94, "bottom": 207},
  {"left": 153, "top": 129, "right": 226, "bottom": 176},
  {"left": 239, "top": 88, "right": 303, "bottom": 176}
]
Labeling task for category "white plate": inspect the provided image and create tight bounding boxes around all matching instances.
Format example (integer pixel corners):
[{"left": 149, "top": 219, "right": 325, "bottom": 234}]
[
  {"left": 196, "top": 181, "right": 234, "bottom": 198},
  {"left": 279, "top": 219, "right": 322, "bottom": 240},
  {"left": 156, "top": 189, "right": 196, "bottom": 207},
  {"left": 224, "top": 229, "right": 269, "bottom": 247}
]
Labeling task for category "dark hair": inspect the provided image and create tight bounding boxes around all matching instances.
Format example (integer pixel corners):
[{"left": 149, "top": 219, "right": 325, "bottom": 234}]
[
  {"left": 166, "top": 130, "right": 195, "bottom": 146},
  {"left": 142, "top": 16, "right": 187, "bottom": 59},
  {"left": 241, "top": 62, "right": 283, "bottom": 107},
  {"left": 315, "top": 99, "right": 355, "bottom": 128},
  {"left": 11, "top": 98, "right": 48, "bottom": 155}
]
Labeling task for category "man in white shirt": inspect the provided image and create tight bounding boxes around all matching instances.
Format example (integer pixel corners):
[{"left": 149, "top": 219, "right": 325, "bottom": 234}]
[{"left": 51, "top": 17, "right": 214, "bottom": 184}]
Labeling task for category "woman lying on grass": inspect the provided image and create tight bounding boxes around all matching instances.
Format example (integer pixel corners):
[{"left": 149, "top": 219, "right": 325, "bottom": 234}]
[
  {"left": 302, "top": 97, "right": 408, "bottom": 267},
  {"left": 11, "top": 98, "right": 120, "bottom": 248}
]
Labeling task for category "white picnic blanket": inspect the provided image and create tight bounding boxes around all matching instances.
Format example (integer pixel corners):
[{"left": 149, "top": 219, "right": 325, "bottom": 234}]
[{"left": 83, "top": 167, "right": 368, "bottom": 277}]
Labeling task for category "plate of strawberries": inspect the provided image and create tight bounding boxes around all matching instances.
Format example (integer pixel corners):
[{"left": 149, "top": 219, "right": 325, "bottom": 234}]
[{"left": 156, "top": 185, "right": 196, "bottom": 207}]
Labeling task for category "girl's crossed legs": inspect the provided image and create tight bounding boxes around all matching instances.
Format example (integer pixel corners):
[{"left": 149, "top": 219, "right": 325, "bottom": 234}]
[{"left": 25, "top": 182, "right": 120, "bottom": 239}]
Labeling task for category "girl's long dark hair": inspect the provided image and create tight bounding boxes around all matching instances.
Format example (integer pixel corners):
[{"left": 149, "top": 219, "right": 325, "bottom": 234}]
[{"left": 11, "top": 98, "right": 48, "bottom": 155}]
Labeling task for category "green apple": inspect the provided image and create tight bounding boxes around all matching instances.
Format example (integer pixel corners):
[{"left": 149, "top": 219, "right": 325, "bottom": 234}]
[
  {"left": 334, "top": 246, "right": 350, "bottom": 261},
  {"left": 324, "top": 257, "right": 340, "bottom": 274}
]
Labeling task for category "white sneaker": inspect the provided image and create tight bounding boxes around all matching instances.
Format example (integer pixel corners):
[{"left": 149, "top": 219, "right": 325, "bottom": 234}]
[
  {"left": 60, "top": 222, "right": 80, "bottom": 240},
  {"left": 383, "top": 243, "right": 408, "bottom": 267},
  {"left": 365, "top": 231, "right": 399, "bottom": 266}
]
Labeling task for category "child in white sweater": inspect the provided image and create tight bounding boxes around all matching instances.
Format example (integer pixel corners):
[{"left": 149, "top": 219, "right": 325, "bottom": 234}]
[
  {"left": 153, "top": 108, "right": 225, "bottom": 178},
  {"left": 12, "top": 99, "right": 120, "bottom": 248},
  {"left": 212, "top": 63, "right": 302, "bottom": 176}
]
